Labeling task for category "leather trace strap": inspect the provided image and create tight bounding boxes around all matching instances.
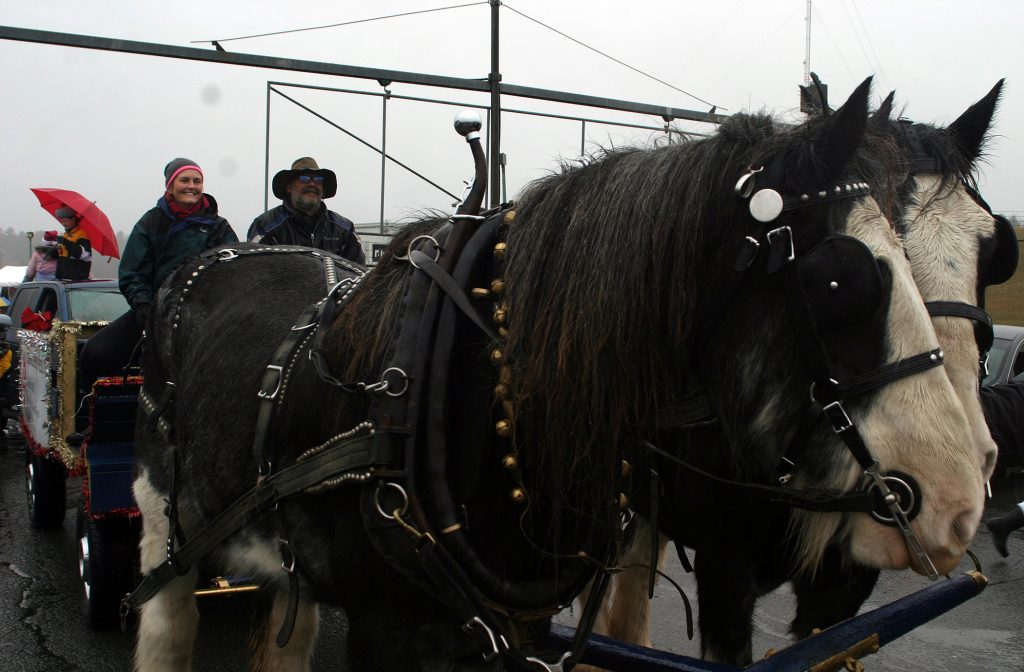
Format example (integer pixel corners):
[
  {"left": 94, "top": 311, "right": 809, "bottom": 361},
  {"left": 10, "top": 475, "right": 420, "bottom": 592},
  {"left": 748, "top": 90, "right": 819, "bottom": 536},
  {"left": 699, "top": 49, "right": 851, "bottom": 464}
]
[{"left": 122, "top": 427, "right": 386, "bottom": 615}]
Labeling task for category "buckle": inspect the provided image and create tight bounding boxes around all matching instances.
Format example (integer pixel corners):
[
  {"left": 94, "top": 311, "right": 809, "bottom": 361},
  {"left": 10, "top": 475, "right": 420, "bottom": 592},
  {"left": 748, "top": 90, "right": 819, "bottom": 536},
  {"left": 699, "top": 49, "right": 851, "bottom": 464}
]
[
  {"left": 822, "top": 400, "right": 853, "bottom": 434},
  {"left": 257, "top": 365, "right": 283, "bottom": 400}
]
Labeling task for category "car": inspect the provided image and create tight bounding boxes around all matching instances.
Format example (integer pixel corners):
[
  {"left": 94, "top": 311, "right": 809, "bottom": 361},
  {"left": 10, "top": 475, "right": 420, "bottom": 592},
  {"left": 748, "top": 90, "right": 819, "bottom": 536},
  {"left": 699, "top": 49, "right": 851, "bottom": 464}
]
[
  {"left": 1, "top": 279, "right": 129, "bottom": 422},
  {"left": 982, "top": 324, "right": 1024, "bottom": 386}
]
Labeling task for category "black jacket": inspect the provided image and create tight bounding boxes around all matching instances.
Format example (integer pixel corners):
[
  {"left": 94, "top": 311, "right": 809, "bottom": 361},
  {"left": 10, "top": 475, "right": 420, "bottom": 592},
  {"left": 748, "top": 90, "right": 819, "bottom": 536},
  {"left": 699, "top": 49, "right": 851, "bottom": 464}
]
[
  {"left": 981, "top": 381, "right": 1024, "bottom": 471},
  {"left": 248, "top": 202, "right": 365, "bottom": 263}
]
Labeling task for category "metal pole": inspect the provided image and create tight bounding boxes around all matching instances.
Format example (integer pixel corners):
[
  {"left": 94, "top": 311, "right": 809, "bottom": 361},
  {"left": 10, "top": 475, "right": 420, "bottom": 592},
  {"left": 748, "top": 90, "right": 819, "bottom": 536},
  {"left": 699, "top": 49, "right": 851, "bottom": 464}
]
[
  {"left": 580, "top": 120, "right": 586, "bottom": 157},
  {"left": 488, "top": 0, "right": 501, "bottom": 207},
  {"left": 25, "top": 231, "right": 33, "bottom": 259},
  {"left": 380, "top": 84, "right": 390, "bottom": 233},
  {"left": 264, "top": 82, "right": 271, "bottom": 213}
]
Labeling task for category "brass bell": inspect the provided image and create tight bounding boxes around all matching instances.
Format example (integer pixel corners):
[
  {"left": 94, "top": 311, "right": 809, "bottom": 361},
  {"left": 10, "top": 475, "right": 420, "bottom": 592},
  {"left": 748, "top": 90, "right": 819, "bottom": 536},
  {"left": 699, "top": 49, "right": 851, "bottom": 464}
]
[
  {"left": 618, "top": 493, "right": 629, "bottom": 510},
  {"left": 503, "top": 210, "right": 516, "bottom": 224},
  {"left": 494, "top": 242, "right": 507, "bottom": 260},
  {"left": 494, "top": 382, "right": 510, "bottom": 399},
  {"left": 498, "top": 327, "right": 509, "bottom": 338},
  {"left": 621, "top": 460, "right": 632, "bottom": 477},
  {"left": 490, "top": 348, "right": 504, "bottom": 365},
  {"left": 471, "top": 287, "right": 493, "bottom": 299},
  {"left": 493, "top": 307, "right": 507, "bottom": 325},
  {"left": 510, "top": 487, "right": 526, "bottom": 503},
  {"left": 502, "top": 454, "right": 518, "bottom": 470},
  {"left": 490, "top": 279, "right": 506, "bottom": 296},
  {"left": 495, "top": 419, "right": 512, "bottom": 437}
]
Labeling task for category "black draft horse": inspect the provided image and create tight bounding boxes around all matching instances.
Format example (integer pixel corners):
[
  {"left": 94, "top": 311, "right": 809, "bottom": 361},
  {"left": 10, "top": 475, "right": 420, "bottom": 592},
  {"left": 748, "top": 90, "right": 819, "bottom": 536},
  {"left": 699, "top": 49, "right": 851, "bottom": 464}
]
[
  {"left": 130, "top": 79, "right": 987, "bottom": 671},
  {"left": 594, "top": 81, "right": 1015, "bottom": 667}
]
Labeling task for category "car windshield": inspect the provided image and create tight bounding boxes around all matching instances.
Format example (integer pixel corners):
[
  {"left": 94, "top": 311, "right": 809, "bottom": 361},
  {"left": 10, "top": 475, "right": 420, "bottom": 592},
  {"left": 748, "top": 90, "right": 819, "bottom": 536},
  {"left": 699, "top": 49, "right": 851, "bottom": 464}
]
[
  {"left": 67, "top": 287, "right": 129, "bottom": 322},
  {"left": 984, "top": 336, "right": 1013, "bottom": 386}
]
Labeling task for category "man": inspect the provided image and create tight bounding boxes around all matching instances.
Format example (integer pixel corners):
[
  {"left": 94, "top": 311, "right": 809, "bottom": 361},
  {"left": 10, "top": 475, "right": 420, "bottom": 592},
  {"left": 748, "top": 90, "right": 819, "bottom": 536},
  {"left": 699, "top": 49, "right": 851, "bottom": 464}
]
[
  {"left": 248, "top": 157, "right": 365, "bottom": 263},
  {"left": 52, "top": 206, "right": 92, "bottom": 280}
]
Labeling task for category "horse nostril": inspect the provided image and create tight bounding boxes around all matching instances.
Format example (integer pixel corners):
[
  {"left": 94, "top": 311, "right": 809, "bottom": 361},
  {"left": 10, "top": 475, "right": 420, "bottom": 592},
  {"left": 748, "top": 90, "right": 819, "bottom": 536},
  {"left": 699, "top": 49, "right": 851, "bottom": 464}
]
[
  {"left": 981, "top": 447, "right": 998, "bottom": 480},
  {"left": 952, "top": 509, "right": 979, "bottom": 547}
]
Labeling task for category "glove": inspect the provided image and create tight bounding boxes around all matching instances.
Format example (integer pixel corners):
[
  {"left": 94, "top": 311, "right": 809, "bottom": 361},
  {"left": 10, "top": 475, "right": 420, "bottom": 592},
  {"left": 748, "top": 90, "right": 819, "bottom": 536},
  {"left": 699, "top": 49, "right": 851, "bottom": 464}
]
[{"left": 134, "top": 303, "right": 152, "bottom": 330}]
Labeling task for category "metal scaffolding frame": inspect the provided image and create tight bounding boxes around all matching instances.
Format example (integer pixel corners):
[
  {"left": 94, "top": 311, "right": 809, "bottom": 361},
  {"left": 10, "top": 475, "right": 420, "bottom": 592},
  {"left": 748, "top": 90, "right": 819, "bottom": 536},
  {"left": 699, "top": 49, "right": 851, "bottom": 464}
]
[{"left": 0, "top": 23, "right": 726, "bottom": 224}]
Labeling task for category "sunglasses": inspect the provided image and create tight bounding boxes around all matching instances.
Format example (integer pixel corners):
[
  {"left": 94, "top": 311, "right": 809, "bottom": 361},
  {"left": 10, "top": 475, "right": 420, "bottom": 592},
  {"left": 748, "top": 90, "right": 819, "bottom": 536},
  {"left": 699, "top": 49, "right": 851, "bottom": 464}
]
[{"left": 296, "top": 175, "right": 325, "bottom": 184}]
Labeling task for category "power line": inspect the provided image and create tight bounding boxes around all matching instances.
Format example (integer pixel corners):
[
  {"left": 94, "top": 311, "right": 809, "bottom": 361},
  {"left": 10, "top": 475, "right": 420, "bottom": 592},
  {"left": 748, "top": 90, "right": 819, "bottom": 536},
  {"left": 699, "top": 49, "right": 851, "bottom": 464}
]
[
  {"left": 848, "top": 1, "right": 888, "bottom": 90},
  {"left": 502, "top": 3, "right": 723, "bottom": 111},
  {"left": 193, "top": 2, "right": 487, "bottom": 45},
  {"left": 810, "top": 6, "right": 857, "bottom": 82}
]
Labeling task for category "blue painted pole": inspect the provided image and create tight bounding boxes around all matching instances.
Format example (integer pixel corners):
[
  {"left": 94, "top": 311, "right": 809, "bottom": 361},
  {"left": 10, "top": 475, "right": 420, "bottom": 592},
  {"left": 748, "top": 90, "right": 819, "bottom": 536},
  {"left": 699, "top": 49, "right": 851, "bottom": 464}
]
[{"left": 548, "top": 571, "right": 986, "bottom": 672}]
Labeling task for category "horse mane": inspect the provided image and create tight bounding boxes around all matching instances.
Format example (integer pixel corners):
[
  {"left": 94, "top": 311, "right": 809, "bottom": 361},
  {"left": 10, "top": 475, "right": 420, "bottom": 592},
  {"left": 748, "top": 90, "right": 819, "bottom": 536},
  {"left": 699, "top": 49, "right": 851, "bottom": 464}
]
[
  {"left": 334, "top": 214, "right": 448, "bottom": 379},
  {"left": 500, "top": 111, "right": 858, "bottom": 525}
]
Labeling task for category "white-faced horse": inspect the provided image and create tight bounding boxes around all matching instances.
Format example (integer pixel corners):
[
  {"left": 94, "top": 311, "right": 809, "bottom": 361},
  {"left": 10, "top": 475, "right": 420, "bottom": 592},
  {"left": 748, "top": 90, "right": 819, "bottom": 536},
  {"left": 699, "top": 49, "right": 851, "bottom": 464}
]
[{"left": 589, "top": 81, "right": 1015, "bottom": 667}]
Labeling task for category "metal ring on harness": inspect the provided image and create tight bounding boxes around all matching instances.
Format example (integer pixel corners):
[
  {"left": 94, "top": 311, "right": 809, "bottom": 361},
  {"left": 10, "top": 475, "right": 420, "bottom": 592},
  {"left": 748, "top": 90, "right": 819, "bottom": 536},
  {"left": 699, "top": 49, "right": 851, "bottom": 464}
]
[
  {"left": 381, "top": 367, "right": 410, "bottom": 397},
  {"left": 395, "top": 235, "right": 442, "bottom": 266},
  {"left": 216, "top": 248, "right": 240, "bottom": 262},
  {"left": 375, "top": 482, "right": 409, "bottom": 520},
  {"left": 866, "top": 471, "right": 922, "bottom": 525},
  {"left": 808, "top": 378, "right": 839, "bottom": 404}
]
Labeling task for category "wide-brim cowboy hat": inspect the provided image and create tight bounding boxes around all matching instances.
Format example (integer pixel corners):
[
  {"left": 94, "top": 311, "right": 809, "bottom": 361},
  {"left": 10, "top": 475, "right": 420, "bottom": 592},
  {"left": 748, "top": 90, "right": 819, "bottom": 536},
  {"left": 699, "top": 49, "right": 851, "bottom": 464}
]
[{"left": 271, "top": 157, "right": 338, "bottom": 200}]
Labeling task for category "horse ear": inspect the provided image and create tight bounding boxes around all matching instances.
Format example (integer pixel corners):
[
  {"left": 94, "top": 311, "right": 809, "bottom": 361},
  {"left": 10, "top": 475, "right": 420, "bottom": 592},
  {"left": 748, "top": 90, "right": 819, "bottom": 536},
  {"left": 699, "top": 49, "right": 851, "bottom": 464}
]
[
  {"left": 871, "top": 91, "right": 896, "bottom": 125},
  {"left": 947, "top": 79, "right": 1004, "bottom": 164},
  {"left": 814, "top": 76, "right": 872, "bottom": 180}
]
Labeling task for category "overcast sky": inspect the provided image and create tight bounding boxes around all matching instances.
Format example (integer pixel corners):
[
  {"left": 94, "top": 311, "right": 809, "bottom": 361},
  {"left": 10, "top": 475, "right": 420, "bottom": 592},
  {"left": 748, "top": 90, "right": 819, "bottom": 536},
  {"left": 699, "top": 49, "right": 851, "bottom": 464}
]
[{"left": 1, "top": 0, "right": 1021, "bottom": 257}]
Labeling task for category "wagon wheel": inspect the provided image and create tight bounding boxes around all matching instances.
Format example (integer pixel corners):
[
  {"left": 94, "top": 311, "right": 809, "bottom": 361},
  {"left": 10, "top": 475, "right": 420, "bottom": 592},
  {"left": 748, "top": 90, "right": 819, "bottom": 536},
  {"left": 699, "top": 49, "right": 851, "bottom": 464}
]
[
  {"left": 25, "top": 449, "right": 66, "bottom": 529},
  {"left": 77, "top": 502, "right": 141, "bottom": 628}
]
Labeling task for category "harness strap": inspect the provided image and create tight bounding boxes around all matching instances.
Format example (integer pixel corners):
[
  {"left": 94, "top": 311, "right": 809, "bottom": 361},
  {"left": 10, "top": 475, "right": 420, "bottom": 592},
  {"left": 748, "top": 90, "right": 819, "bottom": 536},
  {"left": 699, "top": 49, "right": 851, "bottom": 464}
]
[
  {"left": 642, "top": 440, "right": 878, "bottom": 513},
  {"left": 926, "top": 301, "right": 994, "bottom": 352},
  {"left": 826, "top": 348, "right": 945, "bottom": 402},
  {"left": 410, "top": 250, "right": 500, "bottom": 341},
  {"left": 253, "top": 299, "right": 323, "bottom": 476},
  {"left": 123, "top": 429, "right": 384, "bottom": 613}
]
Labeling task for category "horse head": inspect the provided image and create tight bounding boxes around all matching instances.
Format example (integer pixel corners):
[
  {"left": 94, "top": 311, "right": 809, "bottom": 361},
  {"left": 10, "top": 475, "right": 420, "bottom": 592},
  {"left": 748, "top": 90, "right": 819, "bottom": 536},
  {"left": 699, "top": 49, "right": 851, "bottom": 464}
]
[
  {"left": 869, "top": 81, "right": 1016, "bottom": 487},
  {"left": 665, "top": 78, "right": 988, "bottom": 577}
]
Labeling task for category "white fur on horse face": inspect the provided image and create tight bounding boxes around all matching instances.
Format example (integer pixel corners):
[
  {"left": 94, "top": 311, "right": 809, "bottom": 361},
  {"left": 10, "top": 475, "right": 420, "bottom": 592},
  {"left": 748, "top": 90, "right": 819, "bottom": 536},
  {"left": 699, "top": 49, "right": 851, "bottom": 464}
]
[
  {"left": 902, "top": 174, "right": 1000, "bottom": 481},
  {"left": 792, "top": 195, "right": 985, "bottom": 576}
]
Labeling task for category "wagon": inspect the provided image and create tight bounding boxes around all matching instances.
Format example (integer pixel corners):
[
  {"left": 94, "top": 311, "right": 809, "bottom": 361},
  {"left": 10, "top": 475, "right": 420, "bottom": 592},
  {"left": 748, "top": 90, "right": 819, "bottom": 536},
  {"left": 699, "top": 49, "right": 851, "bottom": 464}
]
[{"left": 10, "top": 279, "right": 255, "bottom": 627}]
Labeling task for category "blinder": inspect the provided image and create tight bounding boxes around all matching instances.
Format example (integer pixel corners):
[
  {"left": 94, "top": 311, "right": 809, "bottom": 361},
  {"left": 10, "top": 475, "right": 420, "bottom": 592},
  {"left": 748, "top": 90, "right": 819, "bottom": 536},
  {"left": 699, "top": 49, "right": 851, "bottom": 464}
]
[
  {"left": 987, "top": 214, "right": 1019, "bottom": 286},
  {"left": 796, "top": 235, "right": 883, "bottom": 329}
]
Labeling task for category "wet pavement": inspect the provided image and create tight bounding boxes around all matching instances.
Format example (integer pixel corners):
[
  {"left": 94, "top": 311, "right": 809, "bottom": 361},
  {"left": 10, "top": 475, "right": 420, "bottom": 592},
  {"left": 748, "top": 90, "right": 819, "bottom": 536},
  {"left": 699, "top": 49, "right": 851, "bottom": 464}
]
[{"left": 1, "top": 426, "right": 1021, "bottom": 671}]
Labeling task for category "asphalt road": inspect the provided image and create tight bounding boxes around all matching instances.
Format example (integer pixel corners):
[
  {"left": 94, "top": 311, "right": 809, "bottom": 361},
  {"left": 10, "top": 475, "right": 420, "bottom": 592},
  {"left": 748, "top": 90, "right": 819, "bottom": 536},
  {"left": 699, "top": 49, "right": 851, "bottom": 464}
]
[{"left": 1, "top": 427, "right": 1022, "bottom": 671}]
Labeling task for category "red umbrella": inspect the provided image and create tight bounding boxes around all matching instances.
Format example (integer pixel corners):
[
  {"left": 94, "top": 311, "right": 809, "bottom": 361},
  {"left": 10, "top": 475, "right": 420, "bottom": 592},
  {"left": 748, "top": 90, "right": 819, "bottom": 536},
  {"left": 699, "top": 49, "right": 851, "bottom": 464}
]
[{"left": 30, "top": 187, "right": 120, "bottom": 259}]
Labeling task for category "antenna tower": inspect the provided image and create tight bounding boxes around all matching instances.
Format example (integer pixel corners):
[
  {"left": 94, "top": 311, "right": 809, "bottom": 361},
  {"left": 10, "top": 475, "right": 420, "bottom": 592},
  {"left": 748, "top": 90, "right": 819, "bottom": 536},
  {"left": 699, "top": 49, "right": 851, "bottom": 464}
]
[{"left": 803, "top": 0, "right": 812, "bottom": 84}]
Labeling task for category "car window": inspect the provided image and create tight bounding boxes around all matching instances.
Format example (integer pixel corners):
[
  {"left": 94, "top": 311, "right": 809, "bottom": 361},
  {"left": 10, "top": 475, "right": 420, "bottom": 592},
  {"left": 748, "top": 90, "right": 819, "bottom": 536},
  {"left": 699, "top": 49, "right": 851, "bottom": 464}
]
[
  {"left": 67, "top": 288, "right": 129, "bottom": 322},
  {"left": 37, "top": 288, "right": 58, "bottom": 316},
  {"left": 9, "top": 287, "right": 41, "bottom": 329}
]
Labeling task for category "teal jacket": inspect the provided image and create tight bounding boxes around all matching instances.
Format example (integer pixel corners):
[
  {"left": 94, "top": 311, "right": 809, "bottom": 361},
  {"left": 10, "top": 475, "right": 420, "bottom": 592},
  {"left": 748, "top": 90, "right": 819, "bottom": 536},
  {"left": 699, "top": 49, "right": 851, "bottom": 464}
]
[{"left": 119, "top": 194, "right": 238, "bottom": 310}]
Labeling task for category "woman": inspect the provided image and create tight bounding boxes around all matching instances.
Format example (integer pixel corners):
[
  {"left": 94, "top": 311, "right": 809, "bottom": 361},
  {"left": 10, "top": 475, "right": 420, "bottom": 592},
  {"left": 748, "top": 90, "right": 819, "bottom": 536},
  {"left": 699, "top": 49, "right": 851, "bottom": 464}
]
[{"left": 79, "top": 158, "right": 237, "bottom": 388}]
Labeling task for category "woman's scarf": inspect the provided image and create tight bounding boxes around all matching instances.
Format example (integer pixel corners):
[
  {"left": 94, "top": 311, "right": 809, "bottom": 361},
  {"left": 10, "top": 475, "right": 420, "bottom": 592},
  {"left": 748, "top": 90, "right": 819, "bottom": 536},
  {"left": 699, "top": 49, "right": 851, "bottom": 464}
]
[{"left": 163, "top": 192, "right": 210, "bottom": 219}]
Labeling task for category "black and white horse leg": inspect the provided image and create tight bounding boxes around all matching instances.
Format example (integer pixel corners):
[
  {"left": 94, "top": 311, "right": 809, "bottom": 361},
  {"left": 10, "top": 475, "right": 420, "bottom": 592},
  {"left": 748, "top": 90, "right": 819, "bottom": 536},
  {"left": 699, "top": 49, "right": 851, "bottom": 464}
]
[
  {"left": 251, "top": 590, "right": 320, "bottom": 672},
  {"left": 694, "top": 548, "right": 757, "bottom": 666},
  {"left": 790, "top": 544, "right": 879, "bottom": 639},
  {"left": 133, "top": 469, "right": 200, "bottom": 672}
]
